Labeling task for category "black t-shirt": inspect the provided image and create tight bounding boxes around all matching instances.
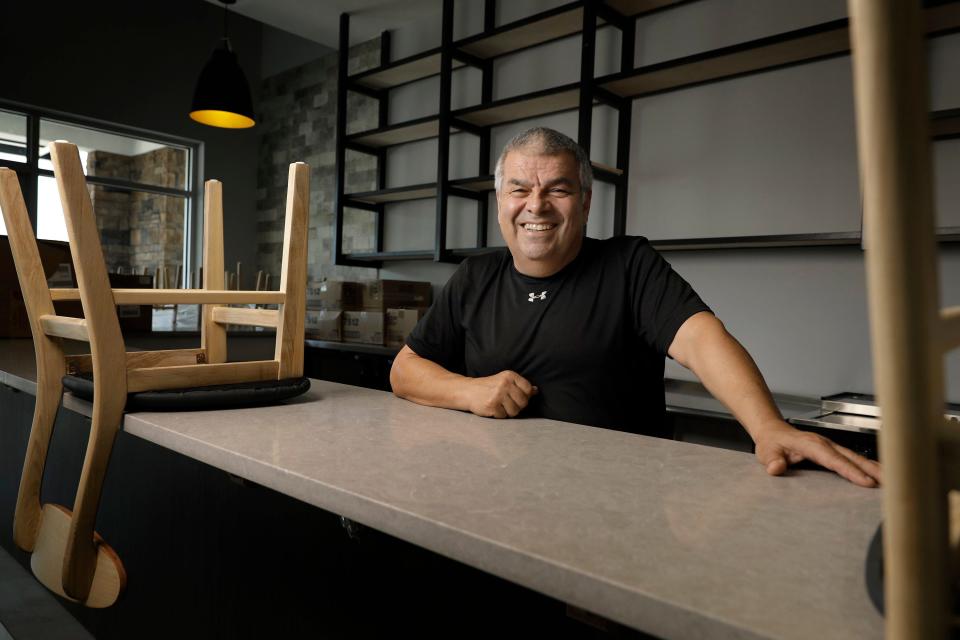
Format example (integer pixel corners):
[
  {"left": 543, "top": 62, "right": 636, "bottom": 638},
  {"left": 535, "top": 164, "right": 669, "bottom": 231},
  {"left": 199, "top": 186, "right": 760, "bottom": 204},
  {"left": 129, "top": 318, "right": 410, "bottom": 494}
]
[{"left": 405, "top": 236, "right": 712, "bottom": 436}]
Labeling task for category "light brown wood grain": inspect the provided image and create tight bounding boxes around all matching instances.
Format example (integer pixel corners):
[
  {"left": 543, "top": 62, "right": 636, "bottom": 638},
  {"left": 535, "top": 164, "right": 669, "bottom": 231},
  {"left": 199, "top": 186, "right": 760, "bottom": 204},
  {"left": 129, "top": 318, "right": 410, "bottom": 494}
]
[
  {"left": 459, "top": 7, "right": 583, "bottom": 59},
  {"left": 49, "top": 288, "right": 285, "bottom": 304},
  {"left": 942, "top": 306, "right": 960, "bottom": 352},
  {"left": 65, "top": 349, "right": 207, "bottom": 375},
  {"left": 275, "top": 162, "right": 309, "bottom": 378},
  {"left": 30, "top": 504, "right": 125, "bottom": 608},
  {"left": 50, "top": 141, "right": 129, "bottom": 601},
  {"left": 589, "top": 161, "right": 622, "bottom": 176},
  {"left": 127, "top": 360, "right": 280, "bottom": 393},
  {"left": 202, "top": 180, "right": 227, "bottom": 364},
  {"left": 0, "top": 169, "right": 66, "bottom": 553},
  {"left": 847, "top": 2, "right": 947, "bottom": 637},
  {"left": 350, "top": 119, "right": 443, "bottom": 147},
  {"left": 211, "top": 307, "right": 279, "bottom": 328},
  {"left": 951, "top": 490, "right": 960, "bottom": 581},
  {"left": 6, "top": 147, "right": 309, "bottom": 608},
  {"left": 604, "top": 0, "right": 685, "bottom": 17},
  {"left": 39, "top": 315, "right": 89, "bottom": 342}
]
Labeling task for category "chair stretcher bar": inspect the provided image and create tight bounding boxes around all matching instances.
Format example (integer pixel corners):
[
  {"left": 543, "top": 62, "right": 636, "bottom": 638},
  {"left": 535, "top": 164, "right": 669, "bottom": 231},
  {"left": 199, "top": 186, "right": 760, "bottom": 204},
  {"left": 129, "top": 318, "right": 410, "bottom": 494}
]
[{"left": 48, "top": 289, "right": 286, "bottom": 305}]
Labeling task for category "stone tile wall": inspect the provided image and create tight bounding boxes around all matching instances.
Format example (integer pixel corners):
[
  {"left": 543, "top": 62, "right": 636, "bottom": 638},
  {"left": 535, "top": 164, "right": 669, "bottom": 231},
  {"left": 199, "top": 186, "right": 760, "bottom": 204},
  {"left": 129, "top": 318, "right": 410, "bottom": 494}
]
[
  {"left": 256, "top": 38, "right": 382, "bottom": 285},
  {"left": 87, "top": 148, "right": 186, "bottom": 281}
]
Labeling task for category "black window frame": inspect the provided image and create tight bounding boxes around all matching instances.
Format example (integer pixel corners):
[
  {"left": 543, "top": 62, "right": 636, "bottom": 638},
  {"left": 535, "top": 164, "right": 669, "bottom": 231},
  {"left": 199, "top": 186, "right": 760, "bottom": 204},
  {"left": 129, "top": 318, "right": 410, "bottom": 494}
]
[{"left": 0, "top": 98, "right": 203, "bottom": 287}]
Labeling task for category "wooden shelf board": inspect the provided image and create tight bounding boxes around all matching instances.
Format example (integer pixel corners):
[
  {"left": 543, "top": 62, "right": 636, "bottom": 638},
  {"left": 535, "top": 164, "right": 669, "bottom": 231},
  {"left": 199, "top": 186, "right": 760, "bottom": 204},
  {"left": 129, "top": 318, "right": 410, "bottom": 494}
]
[
  {"left": 305, "top": 338, "right": 400, "bottom": 357},
  {"left": 450, "top": 176, "right": 495, "bottom": 191},
  {"left": 450, "top": 247, "right": 504, "bottom": 258},
  {"left": 454, "top": 85, "right": 582, "bottom": 127},
  {"left": 601, "top": 22, "right": 850, "bottom": 98},
  {"left": 346, "top": 184, "right": 438, "bottom": 204},
  {"left": 602, "top": 3, "right": 960, "bottom": 99},
  {"left": 449, "top": 162, "right": 619, "bottom": 194},
  {"left": 590, "top": 161, "right": 624, "bottom": 176},
  {"left": 604, "top": 0, "right": 690, "bottom": 17},
  {"left": 932, "top": 108, "right": 960, "bottom": 140},
  {"left": 351, "top": 50, "right": 466, "bottom": 90},
  {"left": 349, "top": 117, "right": 459, "bottom": 148},
  {"left": 651, "top": 232, "right": 862, "bottom": 251},
  {"left": 345, "top": 250, "right": 435, "bottom": 261},
  {"left": 457, "top": 5, "right": 585, "bottom": 59},
  {"left": 925, "top": 2, "right": 960, "bottom": 37}
]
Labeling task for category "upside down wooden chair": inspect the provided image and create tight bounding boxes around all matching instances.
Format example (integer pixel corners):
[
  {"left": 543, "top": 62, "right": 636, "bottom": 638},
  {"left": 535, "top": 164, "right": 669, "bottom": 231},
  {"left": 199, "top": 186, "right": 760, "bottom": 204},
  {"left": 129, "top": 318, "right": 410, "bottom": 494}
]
[
  {"left": 847, "top": 1, "right": 960, "bottom": 638},
  {"left": 0, "top": 141, "right": 310, "bottom": 608}
]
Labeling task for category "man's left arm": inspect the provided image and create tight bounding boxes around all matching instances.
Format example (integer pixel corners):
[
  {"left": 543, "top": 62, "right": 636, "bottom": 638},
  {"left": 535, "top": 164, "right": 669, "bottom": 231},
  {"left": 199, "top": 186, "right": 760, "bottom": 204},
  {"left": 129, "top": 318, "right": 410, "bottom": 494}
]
[{"left": 668, "top": 311, "right": 881, "bottom": 487}]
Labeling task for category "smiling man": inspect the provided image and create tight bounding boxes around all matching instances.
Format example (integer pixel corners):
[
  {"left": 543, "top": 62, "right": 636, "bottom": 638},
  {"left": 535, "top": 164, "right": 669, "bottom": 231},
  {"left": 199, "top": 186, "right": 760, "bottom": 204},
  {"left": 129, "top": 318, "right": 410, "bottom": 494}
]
[{"left": 390, "top": 127, "right": 881, "bottom": 487}]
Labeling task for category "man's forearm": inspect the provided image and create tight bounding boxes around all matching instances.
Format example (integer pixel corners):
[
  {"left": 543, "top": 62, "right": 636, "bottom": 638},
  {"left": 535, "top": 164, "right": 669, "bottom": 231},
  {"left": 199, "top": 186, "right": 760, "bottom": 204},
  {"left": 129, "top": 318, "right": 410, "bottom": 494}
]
[
  {"left": 391, "top": 346, "right": 538, "bottom": 418},
  {"left": 390, "top": 346, "right": 474, "bottom": 411},
  {"left": 671, "top": 313, "right": 881, "bottom": 486},
  {"left": 680, "top": 316, "right": 786, "bottom": 441}
]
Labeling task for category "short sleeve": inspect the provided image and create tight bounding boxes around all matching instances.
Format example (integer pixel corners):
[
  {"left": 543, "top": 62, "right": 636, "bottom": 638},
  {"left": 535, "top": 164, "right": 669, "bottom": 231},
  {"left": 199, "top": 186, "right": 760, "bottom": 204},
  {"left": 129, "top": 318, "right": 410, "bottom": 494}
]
[
  {"left": 627, "top": 239, "right": 712, "bottom": 356},
  {"left": 405, "top": 263, "right": 468, "bottom": 373}
]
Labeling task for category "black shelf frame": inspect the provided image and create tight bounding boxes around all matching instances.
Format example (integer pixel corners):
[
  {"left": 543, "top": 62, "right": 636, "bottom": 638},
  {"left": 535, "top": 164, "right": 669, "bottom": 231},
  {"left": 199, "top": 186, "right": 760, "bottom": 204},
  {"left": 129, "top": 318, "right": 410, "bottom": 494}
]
[
  {"left": 334, "top": 0, "right": 637, "bottom": 265},
  {"left": 333, "top": 0, "right": 960, "bottom": 265}
]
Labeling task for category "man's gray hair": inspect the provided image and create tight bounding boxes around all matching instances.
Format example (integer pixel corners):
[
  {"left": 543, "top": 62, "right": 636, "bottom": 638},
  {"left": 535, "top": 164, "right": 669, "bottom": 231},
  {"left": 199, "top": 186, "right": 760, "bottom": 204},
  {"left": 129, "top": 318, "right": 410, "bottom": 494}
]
[{"left": 493, "top": 127, "right": 593, "bottom": 198}]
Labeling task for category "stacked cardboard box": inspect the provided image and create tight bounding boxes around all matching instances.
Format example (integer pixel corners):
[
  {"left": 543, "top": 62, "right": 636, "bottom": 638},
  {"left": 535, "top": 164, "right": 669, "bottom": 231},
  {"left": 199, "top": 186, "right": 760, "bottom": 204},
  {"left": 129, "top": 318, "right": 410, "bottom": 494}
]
[
  {"left": 385, "top": 307, "right": 427, "bottom": 348},
  {"left": 342, "top": 280, "right": 433, "bottom": 346},
  {"left": 304, "top": 280, "right": 363, "bottom": 341},
  {"left": 342, "top": 310, "right": 384, "bottom": 345},
  {"left": 361, "top": 280, "right": 432, "bottom": 311}
]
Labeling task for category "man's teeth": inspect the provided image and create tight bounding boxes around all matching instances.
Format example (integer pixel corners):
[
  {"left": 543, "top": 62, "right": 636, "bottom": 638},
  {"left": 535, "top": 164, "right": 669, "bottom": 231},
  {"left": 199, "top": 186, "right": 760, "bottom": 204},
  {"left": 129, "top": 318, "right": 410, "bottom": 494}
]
[{"left": 522, "top": 223, "right": 555, "bottom": 231}]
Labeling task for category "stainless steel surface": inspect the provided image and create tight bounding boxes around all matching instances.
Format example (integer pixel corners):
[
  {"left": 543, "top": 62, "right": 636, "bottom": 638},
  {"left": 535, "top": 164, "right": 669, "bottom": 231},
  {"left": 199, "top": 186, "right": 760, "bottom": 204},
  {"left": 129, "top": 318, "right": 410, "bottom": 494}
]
[
  {"left": 821, "top": 392, "right": 882, "bottom": 417},
  {"left": 790, "top": 410, "right": 881, "bottom": 434},
  {"left": 665, "top": 378, "right": 821, "bottom": 423},
  {"left": 814, "top": 392, "right": 960, "bottom": 431}
]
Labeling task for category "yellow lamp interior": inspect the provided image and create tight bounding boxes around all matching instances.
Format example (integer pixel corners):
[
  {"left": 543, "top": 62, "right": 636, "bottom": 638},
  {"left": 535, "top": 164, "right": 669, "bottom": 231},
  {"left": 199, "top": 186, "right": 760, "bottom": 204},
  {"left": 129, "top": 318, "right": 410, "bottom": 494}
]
[{"left": 189, "top": 110, "right": 255, "bottom": 129}]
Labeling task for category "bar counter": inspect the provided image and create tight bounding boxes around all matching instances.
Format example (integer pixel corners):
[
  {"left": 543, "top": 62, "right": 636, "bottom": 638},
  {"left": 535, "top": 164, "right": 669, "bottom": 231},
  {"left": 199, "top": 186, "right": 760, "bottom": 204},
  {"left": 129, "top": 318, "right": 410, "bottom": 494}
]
[{"left": 0, "top": 339, "right": 883, "bottom": 638}]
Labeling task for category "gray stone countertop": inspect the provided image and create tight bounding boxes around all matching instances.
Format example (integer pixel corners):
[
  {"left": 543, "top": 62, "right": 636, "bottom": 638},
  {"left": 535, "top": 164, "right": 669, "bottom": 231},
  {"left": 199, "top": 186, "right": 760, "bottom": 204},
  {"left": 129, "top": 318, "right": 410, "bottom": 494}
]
[
  {"left": 122, "top": 382, "right": 883, "bottom": 639},
  {"left": 0, "top": 338, "right": 883, "bottom": 638}
]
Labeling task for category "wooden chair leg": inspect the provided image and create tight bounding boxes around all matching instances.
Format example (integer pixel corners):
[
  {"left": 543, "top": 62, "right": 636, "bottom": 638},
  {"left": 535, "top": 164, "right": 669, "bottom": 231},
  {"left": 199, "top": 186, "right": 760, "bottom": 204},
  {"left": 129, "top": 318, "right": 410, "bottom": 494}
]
[
  {"left": 202, "top": 180, "right": 227, "bottom": 364},
  {"left": 275, "top": 162, "right": 309, "bottom": 379},
  {"left": 62, "top": 391, "right": 126, "bottom": 600},
  {"left": 847, "top": 1, "right": 947, "bottom": 636},
  {"left": 0, "top": 168, "right": 68, "bottom": 554},
  {"left": 31, "top": 141, "right": 129, "bottom": 608},
  {"left": 13, "top": 354, "right": 64, "bottom": 552}
]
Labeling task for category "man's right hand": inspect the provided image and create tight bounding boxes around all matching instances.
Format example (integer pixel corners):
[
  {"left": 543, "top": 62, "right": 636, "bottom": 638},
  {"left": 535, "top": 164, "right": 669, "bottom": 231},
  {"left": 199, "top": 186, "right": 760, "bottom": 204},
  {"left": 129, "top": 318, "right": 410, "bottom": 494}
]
[
  {"left": 391, "top": 346, "right": 538, "bottom": 419},
  {"left": 465, "top": 370, "right": 538, "bottom": 418}
]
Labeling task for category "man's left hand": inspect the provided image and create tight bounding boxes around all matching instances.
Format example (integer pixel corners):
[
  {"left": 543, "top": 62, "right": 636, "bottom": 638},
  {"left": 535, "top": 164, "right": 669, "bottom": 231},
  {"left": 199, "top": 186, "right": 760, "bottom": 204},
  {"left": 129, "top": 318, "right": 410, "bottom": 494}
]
[{"left": 753, "top": 421, "right": 881, "bottom": 488}]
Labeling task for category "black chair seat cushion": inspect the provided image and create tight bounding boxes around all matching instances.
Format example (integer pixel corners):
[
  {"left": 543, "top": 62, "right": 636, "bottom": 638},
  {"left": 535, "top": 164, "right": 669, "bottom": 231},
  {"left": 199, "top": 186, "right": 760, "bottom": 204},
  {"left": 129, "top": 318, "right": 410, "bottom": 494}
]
[
  {"left": 865, "top": 522, "right": 884, "bottom": 614},
  {"left": 62, "top": 373, "right": 310, "bottom": 412},
  {"left": 865, "top": 521, "right": 960, "bottom": 619}
]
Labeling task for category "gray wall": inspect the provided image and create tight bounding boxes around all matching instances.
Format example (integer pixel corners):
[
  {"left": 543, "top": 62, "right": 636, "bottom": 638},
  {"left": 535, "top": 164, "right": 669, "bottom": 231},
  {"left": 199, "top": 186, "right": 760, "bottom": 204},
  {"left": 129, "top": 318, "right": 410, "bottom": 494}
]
[
  {"left": 0, "top": 0, "right": 267, "bottom": 285},
  {"left": 372, "top": 0, "right": 960, "bottom": 401}
]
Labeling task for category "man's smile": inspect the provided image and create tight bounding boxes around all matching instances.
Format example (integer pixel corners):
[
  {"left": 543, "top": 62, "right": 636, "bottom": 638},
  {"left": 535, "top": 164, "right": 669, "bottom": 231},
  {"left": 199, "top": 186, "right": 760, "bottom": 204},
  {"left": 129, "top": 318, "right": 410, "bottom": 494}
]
[{"left": 520, "top": 222, "right": 557, "bottom": 232}]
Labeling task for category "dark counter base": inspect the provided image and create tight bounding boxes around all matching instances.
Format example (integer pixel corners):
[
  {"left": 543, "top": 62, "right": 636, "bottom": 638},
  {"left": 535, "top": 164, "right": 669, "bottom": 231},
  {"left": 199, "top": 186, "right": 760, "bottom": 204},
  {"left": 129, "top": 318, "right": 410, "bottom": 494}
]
[{"left": 0, "top": 383, "right": 650, "bottom": 639}]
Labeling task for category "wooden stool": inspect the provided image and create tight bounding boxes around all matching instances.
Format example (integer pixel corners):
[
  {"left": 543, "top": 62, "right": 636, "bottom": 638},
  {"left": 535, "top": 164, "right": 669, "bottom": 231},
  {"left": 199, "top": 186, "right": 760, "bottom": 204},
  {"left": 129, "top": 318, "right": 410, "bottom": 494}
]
[
  {"left": 0, "top": 141, "right": 310, "bottom": 608},
  {"left": 848, "top": 1, "right": 960, "bottom": 637}
]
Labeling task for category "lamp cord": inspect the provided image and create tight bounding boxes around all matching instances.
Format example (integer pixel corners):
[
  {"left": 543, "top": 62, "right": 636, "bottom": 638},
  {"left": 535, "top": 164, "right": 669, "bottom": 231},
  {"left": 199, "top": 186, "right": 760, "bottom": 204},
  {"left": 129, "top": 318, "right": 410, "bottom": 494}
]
[{"left": 221, "top": 0, "right": 232, "bottom": 50}]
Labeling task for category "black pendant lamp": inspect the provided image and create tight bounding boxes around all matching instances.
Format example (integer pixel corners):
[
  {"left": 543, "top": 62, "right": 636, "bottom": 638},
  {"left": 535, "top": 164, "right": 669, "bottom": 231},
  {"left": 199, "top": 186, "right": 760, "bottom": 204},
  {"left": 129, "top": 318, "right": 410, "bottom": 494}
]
[{"left": 190, "top": 0, "right": 255, "bottom": 129}]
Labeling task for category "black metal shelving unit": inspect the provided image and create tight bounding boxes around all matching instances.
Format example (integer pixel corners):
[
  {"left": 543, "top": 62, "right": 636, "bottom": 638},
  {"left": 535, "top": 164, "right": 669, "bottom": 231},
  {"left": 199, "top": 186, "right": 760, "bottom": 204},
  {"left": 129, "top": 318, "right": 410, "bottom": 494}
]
[{"left": 333, "top": 0, "right": 960, "bottom": 265}]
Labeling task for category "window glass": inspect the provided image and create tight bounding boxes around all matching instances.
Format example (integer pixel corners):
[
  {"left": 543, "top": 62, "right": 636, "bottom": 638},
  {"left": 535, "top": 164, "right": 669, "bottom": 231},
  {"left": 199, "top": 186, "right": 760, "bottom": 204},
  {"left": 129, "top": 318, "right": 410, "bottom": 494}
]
[
  {"left": 36, "top": 175, "right": 69, "bottom": 241},
  {"left": 0, "top": 110, "right": 27, "bottom": 164},
  {"left": 39, "top": 120, "right": 188, "bottom": 190},
  {"left": 38, "top": 177, "right": 187, "bottom": 275}
]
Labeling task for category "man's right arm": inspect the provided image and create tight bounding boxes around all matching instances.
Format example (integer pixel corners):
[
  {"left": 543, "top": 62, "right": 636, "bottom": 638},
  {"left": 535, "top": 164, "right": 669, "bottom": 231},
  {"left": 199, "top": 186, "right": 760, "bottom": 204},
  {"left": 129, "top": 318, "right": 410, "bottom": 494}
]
[{"left": 390, "top": 345, "right": 537, "bottom": 419}]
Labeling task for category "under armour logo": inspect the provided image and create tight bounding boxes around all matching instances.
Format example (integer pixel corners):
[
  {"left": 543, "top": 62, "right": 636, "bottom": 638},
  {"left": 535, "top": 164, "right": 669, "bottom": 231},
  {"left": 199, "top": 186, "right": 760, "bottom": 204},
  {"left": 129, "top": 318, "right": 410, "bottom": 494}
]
[{"left": 528, "top": 291, "right": 547, "bottom": 302}]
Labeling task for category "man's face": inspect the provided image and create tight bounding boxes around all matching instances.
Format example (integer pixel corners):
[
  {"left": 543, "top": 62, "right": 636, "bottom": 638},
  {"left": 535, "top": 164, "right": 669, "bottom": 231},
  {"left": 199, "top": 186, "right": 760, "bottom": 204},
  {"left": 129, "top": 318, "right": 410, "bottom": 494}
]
[{"left": 497, "top": 148, "right": 591, "bottom": 277}]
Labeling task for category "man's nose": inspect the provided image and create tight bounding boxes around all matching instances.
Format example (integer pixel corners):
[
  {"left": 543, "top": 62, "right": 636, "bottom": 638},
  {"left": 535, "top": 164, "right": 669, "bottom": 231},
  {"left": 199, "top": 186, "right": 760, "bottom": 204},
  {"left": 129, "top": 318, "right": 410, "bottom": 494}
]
[{"left": 525, "top": 191, "right": 551, "bottom": 214}]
